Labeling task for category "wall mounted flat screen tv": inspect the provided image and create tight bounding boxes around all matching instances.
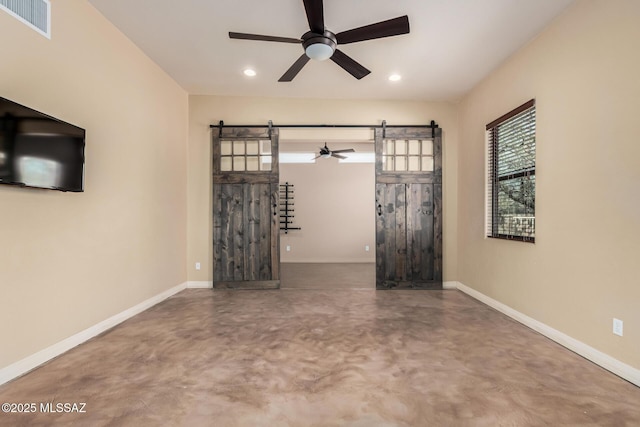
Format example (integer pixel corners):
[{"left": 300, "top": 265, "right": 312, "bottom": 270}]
[{"left": 0, "top": 96, "right": 85, "bottom": 192}]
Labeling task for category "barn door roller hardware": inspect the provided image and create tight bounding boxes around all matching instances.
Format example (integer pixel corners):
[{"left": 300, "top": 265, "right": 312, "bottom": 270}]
[{"left": 429, "top": 120, "right": 437, "bottom": 138}]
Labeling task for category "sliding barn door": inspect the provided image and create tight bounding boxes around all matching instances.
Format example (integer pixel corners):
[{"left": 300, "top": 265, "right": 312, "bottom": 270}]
[
  {"left": 375, "top": 127, "right": 443, "bottom": 289},
  {"left": 212, "top": 127, "right": 280, "bottom": 289}
]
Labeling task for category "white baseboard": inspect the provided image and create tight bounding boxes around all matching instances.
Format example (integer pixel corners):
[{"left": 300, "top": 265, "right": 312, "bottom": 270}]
[
  {"left": 453, "top": 281, "right": 640, "bottom": 388},
  {"left": 0, "top": 281, "right": 188, "bottom": 386},
  {"left": 187, "top": 281, "right": 213, "bottom": 289},
  {"left": 443, "top": 281, "right": 458, "bottom": 290}
]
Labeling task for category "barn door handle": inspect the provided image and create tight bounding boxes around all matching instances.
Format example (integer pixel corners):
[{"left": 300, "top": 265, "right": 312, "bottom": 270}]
[
  {"left": 377, "top": 204, "right": 382, "bottom": 216},
  {"left": 273, "top": 203, "right": 278, "bottom": 216}
]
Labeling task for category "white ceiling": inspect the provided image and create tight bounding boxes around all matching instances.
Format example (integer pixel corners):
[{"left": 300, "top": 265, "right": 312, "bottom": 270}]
[{"left": 88, "top": 0, "right": 574, "bottom": 102}]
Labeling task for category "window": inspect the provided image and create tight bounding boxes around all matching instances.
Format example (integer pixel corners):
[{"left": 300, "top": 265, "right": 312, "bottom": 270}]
[
  {"left": 486, "top": 99, "right": 536, "bottom": 242},
  {"left": 219, "top": 139, "right": 272, "bottom": 172},
  {"left": 382, "top": 139, "right": 434, "bottom": 172}
]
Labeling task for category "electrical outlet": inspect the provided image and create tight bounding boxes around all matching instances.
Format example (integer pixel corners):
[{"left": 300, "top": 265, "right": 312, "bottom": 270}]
[
  {"left": 365, "top": 245, "right": 370, "bottom": 252},
  {"left": 195, "top": 262, "right": 201, "bottom": 271},
  {"left": 613, "top": 318, "right": 623, "bottom": 337},
  {"left": 286, "top": 245, "right": 291, "bottom": 252}
]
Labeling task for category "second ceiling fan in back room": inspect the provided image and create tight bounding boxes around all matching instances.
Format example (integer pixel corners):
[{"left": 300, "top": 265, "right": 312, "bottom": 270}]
[
  {"left": 313, "top": 143, "right": 354, "bottom": 160},
  {"left": 229, "top": 0, "right": 410, "bottom": 82}
]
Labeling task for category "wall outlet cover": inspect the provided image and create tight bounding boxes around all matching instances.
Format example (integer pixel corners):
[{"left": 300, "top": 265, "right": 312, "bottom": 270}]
[{"left": 613, "top": 318, "right": 623, "bottom": 337}]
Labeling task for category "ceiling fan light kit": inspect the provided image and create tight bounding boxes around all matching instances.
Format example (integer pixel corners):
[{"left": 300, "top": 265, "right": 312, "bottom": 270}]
[
  {"left": 303, "top": 31, "right": 336, "bottom": 61},
  {"left": 229, "top": 0, "right": 409, "bottom": 82}
]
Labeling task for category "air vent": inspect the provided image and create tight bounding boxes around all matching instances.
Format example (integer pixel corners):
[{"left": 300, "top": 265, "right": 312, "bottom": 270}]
[{"left": 0, "top": 0, "right": 50, "bottom": 39}]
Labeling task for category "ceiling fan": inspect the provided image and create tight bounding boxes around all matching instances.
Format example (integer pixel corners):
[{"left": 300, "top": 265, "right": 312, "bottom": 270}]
[
  {"left": 229, "top": 0, "right": 410, "bottom": 82},
  {"left": 314, "top": 143, "right": 355, "bottom": 160}
]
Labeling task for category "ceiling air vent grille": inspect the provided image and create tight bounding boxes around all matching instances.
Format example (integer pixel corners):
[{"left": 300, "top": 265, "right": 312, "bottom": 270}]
[{"left": 0, "top": 0, "right": 50, "bottom": 38}]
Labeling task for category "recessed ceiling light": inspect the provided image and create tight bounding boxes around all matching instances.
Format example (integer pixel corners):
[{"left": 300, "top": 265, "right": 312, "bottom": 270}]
[
  {"left": 243, "top": 68, "right": 257, "bottom": 77},
  {"left": 388, "top": 74, "right": 402, "bottom": 82}
]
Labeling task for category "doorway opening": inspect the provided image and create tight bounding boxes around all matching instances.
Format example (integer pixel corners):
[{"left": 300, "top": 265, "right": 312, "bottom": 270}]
[
  {"left": 278, "top": 133, "right": 376, "bottom": 289},
  {"left": 211, "top": 122, "right": 442, "bottom": 290}
]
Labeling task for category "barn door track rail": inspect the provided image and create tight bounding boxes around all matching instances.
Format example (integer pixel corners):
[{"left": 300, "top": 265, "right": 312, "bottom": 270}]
[{"left": 211, "top": 120, "right": 439, "bottom": 138}]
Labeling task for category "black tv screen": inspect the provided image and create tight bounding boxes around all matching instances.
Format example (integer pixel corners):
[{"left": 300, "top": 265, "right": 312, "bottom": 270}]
[{"left": 0, "top": 97, "right": 85, "bottom": 192}]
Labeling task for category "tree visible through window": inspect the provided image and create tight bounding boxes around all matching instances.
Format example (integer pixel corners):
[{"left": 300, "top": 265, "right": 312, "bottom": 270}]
[{"left": 487, "top": 99, "right": 536, "bottom": 242}]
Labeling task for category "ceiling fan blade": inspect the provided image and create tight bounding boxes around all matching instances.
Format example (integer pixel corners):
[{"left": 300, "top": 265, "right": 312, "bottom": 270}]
[
  {"left": 330, "top": 49, "right": 370, "bottom": 80},
  {"left": 279, "top": 54, "right": 311, "bottom": 82},
  {"left": 229, "top": 32, "right": 301, "bottom": 44},
  {"left": 312, "top": 154, "right": 322, "bottom": 160},
  {"left": 336, "top": 15, "right": 410, "bottom": 45},
  {"left": 303, "top": 0, "right": 324, "bottom": 34},
  {"left": 331, "top": 148, "right": 355, "bottom": 153},
  {"left": 331, "top": 153, "right": 347, "bottom": 159}
]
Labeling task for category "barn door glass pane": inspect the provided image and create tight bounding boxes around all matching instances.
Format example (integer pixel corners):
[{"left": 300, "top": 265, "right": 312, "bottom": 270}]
[
  {"left": 246, "top": 141, "right": 259, "bottom": 155},
  {"left": 422, "top": 140, "right": 433, "bottom": 155},
  {"left": 408, "top": 140, "right": 420, "bottom": 155},
  {"left": 395, "top": 156, "right": 407, "bottom": 171},
  {"left": 382, "top": 138, "right": 435, "bottom": 173},
  {"left": 221, "top": 141, "right": 232, "bottom": 155},
  {"left": 408, "top": 156, "right": 420, "bottom": 171},
  {"left": 246, "top": 156, "right": 259, "bottom": 171},
  {"left": 233, "top": 157, "right": 245, "bottom": 171},
  {"left": 233, "top": 141, "right": 245, "bottom": 155},
  {"left": 221, "top": 157, "right": 232, "bottom": 171},
  {"left": 421, "top": 157, "right": 434, "bottom": 171},
  {"left": 219, "top": 139, "right": 276, "bottom": 172}
]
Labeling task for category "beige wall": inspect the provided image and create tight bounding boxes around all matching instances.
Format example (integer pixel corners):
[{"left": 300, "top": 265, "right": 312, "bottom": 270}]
[
  {"left": 8, "top": 0, "right": 634, "bottom": 388},
  {"left": 188, "top": 96, "right": 458, "bottom": 281},
  {"left": 280, "top": 141, "right": 375, "bottom": 263},
  {"left": 458, "top": 0, "right": 640, "bottom": 369},
  {"left": 0, "top": 1, "right": 188, "bottom": 369}
]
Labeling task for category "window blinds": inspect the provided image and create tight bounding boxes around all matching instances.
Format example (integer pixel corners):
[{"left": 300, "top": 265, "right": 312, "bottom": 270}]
[{"left": 487, "top": 99, "right": 536, "bottom": 242}]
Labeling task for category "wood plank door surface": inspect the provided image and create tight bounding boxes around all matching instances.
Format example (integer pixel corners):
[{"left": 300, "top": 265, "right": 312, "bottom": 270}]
[
  {"left": 375, "top": 127, "right": 443, "bottom": 289},
  {"left": 212, "top": 127, "right": 280, "bottom": 289}
]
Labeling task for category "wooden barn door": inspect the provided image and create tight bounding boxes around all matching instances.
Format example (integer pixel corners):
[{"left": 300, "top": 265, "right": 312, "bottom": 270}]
[
  {"left": 375, "top": 127, "right": 443, "bottom": 289},
  {"left": 212, "top": 127, "right": 280, "bottom": 289}
]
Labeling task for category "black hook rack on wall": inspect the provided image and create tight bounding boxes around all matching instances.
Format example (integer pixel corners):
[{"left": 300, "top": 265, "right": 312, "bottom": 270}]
[{"left": 279, "top": 182, "right": 301, "bottom": 234}]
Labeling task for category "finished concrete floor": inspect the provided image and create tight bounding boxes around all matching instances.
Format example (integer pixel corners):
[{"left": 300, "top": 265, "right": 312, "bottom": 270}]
[
  {"left": 1, "top": 289, "right": 639, "bottom": 426},
  {"left": 280, "top": 263, "right": 375, "bottom": 289}
]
